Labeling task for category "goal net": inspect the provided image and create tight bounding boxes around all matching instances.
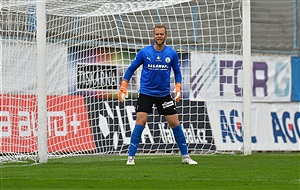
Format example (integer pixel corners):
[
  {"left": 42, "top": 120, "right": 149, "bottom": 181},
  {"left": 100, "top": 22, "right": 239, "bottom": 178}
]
[{"left": 0, "top": 0, "right": 245, "bottom": 162}]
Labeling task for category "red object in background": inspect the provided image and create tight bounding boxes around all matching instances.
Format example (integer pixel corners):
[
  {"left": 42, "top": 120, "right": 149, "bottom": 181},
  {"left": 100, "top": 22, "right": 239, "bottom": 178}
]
[{"left": 0, "top": 94, "right": 95, "bottom": 153}]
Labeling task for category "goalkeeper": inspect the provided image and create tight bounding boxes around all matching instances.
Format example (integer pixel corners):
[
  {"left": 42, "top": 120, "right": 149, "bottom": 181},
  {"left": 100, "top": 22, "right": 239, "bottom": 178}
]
[{"left": 118, "top": 24, "right": 197, "bottom": 165}]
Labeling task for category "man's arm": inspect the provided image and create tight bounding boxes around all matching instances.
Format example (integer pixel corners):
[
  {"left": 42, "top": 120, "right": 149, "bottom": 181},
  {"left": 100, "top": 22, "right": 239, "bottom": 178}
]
[
  {"left": 123, "top": 50, "right": 144, "bottom": 81},
  {"left": 172, "top": 52, "right": 182, "bottom": 102},
  {"left": 118, "top": 50, "right": 143, "bottom": 103},
  {"left": 172, "top": 52, "right": 182, "bottom": 84}
]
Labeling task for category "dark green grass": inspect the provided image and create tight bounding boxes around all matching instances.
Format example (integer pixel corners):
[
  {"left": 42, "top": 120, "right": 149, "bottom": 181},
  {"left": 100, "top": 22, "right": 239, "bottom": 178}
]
[{"left": 1, "top": 153, "right": 299, "bottom": 190}]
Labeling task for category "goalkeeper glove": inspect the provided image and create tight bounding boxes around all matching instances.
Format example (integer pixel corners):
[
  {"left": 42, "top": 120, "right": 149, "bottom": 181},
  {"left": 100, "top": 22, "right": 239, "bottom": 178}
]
[
  {"left": 173, "top": 83, "right": 181, "bottom": 102},
  {"left": 118, "top": 81, "right": 128, "bottom": 103}
]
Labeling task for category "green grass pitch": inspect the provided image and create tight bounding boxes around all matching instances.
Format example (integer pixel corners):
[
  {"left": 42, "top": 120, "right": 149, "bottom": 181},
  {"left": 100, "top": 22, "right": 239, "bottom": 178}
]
[{"left": 1, "top": 153, "right": 299, "bottom": 189}]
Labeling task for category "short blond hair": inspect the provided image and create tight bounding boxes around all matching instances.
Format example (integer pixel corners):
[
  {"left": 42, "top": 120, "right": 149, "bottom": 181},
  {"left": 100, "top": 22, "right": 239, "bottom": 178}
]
[{"left": 154, "top": 24, "right": 167, "bottom": 35}]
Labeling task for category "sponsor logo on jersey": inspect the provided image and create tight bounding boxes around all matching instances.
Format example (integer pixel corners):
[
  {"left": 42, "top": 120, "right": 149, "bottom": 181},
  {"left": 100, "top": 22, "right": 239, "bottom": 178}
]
[
  {"left": 165, "top": 57, "right": 171, "bottom": 63},
  {"left": 147, "top": 64, "right": 168, "bottom": 70}
]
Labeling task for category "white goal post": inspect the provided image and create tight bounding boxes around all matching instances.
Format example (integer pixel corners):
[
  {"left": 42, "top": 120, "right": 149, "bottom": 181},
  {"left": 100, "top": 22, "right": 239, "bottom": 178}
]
[{"left": 0, "top": 0, "right": 251, "bottom": 163}]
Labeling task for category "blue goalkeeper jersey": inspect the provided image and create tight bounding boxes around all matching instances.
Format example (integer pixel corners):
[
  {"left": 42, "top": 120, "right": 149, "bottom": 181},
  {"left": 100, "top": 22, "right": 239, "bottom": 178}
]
[{"left": 124, "top": 44, "right": 182, "bottom": 97}]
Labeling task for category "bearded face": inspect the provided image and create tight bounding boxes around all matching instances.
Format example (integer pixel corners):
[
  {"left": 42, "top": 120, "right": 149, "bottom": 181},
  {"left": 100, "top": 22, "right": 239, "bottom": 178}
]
[{"left": 154, "top": 27, "right": 167, "bottom": 46}]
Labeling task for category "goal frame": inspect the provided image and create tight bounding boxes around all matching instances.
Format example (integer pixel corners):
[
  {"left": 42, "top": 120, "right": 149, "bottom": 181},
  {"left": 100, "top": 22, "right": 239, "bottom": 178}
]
[
  {"left": 1, "top": 0, "right": 252, "bottom": 163},
  {"left": 35, "top": 0, "right": 252, "bottom": 163},
  {"left": 36, "top": 0, "right": 47, "bottom": 163},
  {"left": 242, "top": 0, "right": 252, "bottom": 155}
]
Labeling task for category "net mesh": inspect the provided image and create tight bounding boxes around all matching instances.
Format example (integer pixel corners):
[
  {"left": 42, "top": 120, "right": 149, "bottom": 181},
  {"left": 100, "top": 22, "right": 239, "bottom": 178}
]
[{"left": 1, "top": 0, "right": 243, "bottom": 161}]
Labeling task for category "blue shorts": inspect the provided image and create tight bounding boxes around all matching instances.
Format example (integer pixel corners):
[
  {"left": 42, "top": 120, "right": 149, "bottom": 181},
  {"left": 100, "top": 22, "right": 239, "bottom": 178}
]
[{"left": 136, "top": 93, "right": 177, "bottom": 115}]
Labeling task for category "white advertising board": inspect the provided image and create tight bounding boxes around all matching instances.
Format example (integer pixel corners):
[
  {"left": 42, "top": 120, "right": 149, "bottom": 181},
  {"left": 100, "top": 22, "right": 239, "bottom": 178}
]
[
  {"left": 190, "top": 53, "right": 291, "bottom": 102},
  {"left": 207, "top": 101, "right": 300, "bottom": 151}
]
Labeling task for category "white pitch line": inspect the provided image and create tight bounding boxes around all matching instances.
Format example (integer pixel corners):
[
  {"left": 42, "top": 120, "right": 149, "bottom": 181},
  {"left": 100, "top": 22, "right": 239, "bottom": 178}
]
[{"left": 0, "top": 176, "right": 298, "bottom": 183}]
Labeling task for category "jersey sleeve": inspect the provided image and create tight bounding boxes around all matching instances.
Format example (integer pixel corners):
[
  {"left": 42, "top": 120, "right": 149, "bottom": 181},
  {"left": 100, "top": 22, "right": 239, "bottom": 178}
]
[
  {"left": 123, "top": 49, "right": 144, "bottom": 81},
  {"left": 172, "top": 51, "right": 182, "bottom": 84}
]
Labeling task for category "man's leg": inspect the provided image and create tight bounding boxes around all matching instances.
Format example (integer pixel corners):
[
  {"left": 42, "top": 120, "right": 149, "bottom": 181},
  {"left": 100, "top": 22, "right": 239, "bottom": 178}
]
[
  {"left": 171, "top": 125, "right": 198, "bottom": 164},
  {"left": 128, "top": 124, "right": 145, "bottom": 157},
  {"left": 171, "top": 124, "right": 188, "bottom": 155},
  {"left": 164, "top": 114, "right": 188, "bottom": 155},
  {"left": 126, "top": 124, "right": 145, "bottom": 165},
  {"left": 127, "top": 94, "right": 152, "bottom": 165},
  {"left": 165, "top": 114, "right": 198, "bottom": 165},
  {"left": 157, "top": 94, "right": 197, "bottom": 165}
]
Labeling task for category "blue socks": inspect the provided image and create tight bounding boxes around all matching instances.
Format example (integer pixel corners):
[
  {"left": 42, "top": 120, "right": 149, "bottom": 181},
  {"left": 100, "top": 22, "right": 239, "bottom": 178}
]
[
  {"left": 128, "top": 124, "right": 188, "bottom": 156},
  {"left": 172, "top": 125, "right": 188, "bottom": 155},
  {"left": 128, "top": 124, "right": 145, "bottom": 156}
]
